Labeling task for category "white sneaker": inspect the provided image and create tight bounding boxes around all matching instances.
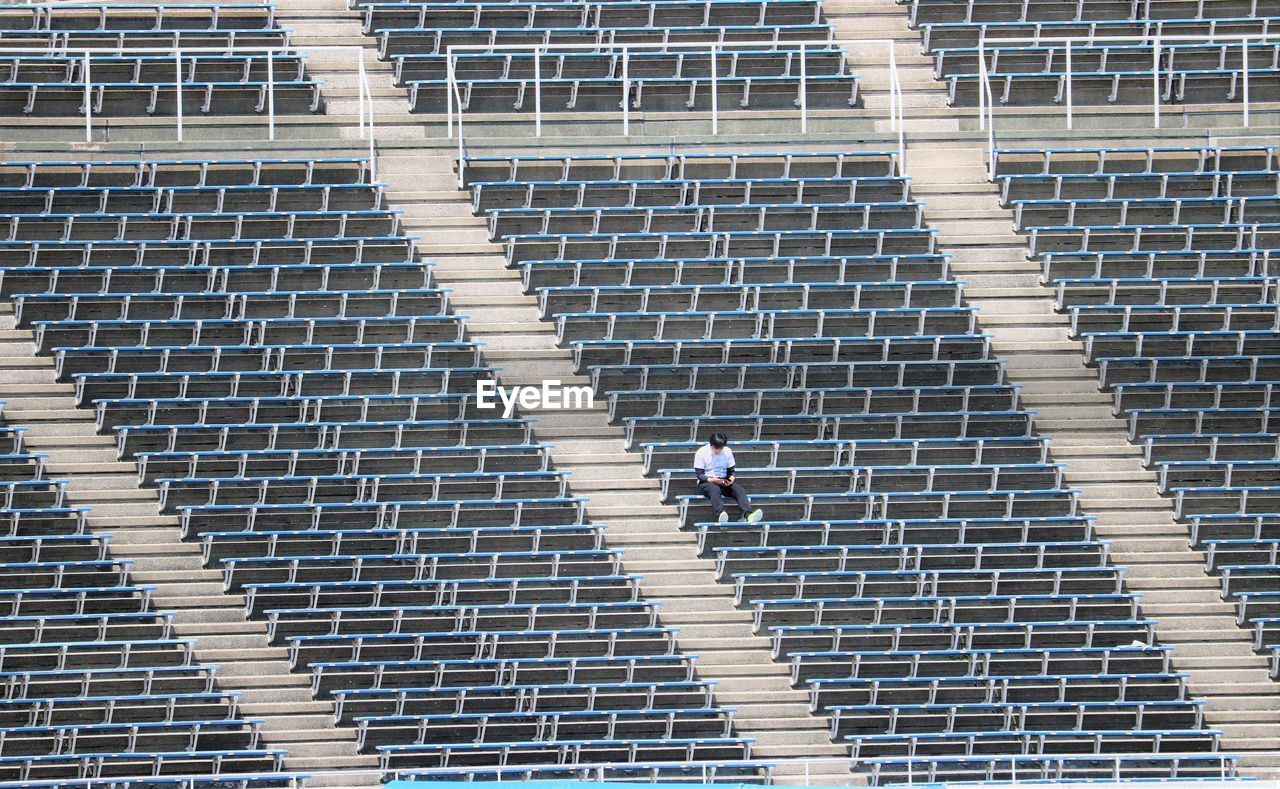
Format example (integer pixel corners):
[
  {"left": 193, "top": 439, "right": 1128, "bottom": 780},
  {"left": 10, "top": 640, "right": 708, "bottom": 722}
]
[
  {"left": 747, "top": 509, "right": 764, "bottom": 523},
  {"left": 717, "top": 511, "right": 730, "bottom": 524}
]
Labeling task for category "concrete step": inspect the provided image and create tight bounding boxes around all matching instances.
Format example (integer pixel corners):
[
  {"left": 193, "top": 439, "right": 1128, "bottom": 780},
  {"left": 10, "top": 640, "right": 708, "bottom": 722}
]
[
  {"left": 150, "top": 587, "right": 245, "bottom": 606},
  {"left": 44, "top": 461, "right": 137, "bottom": 474},
  {"left": 87, "top": 516, "right": 180, "bottom": 530},
  {"left": 61, "top": 473, "right": 146, "bottom": 490},
  {"left": 750, "top": 743, "right": 848, "bottom": 758},
  {"left": 550, "top": 438, "right": 631, "bottom": 455},
  {"left": 293, "top": 769, "right": 383, "bottom": 787},
  {"left": 277, "top": 756, "right": 380, "bottom": 771},
  {"left": 168, "top": 606, "right": 254, "bottom": 624},
  {"left": 218, "top": 674, "right": 313, "bottom": 692},
  {"left": 530, "top": 425, "right": 621, "bottom": 439}
]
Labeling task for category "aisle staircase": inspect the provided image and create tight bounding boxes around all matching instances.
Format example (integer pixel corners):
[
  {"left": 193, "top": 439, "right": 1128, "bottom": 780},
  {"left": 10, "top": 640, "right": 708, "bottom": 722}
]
[
  {"left": 893, "top": 141, "right": 1280, "bottom": 778},
  {"left": 2, "top": 0, "right": 1279, "bottom": 780},
  {"left": 372, "top": 146, "right": 860, "bottom": 787},
  {"left": 0, "top": 303, "right": 383, "bottom": 787}
]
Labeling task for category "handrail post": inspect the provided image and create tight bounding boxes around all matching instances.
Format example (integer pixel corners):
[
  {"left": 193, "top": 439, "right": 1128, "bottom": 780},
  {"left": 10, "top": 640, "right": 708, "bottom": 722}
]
[
  {"left": 621, "top": 48, "right": 630, "bottom": 137},
  {"left": 898, "top": 58, "right": 906, "bottom": 174},
  {"left": 29, "top": 36, "right": 1280, "bottom": 150},
  {"left": 446, "top": 50, "right": 455, "bottom": 140},
  {"left": 266, "top": 50, "right": 276, "bottom": 140},
  {"left": 889, "top": 42, "right": 905, "bottom": 175},
  {"left": 174, "top": 50, "right": 184, "bottom": 141},
  {"left": 1152, "top": 35, "right": 1161, "bottom": 128},
  {"left": 887, "top": 41, "right": 897, "bottom": 136},
  {"left": 355, "top": 47, "right": 366, "bottom": 142},
  {"left": 798, "top": 43, "right": 807, "bottom": 134},
  {"left": 710, "top": 43, "right": 718, "bottom": 135},
  {"left": 455, "top": 73, "right": 465, "bottom": 188},
  {"left": 1242, "top": 38, "right": 1250, "bottom": 127},
  {"left": 360, "top": 48, "right": 376, "bottom": 181},
  {"left": 534, "top": 47, "right": 543, "bottom": 137},
  {"left": 82, "top": 52, "right": 92, "bottom": 142},
  {"left": 1065, "top": 40, "right": 1073, "bottom": 129},
  {"left": 979, "top": 49, "right": 995, "bottom": 181},
  {"left": 977, "top": 37, "right": 985, "bottom": 131}
]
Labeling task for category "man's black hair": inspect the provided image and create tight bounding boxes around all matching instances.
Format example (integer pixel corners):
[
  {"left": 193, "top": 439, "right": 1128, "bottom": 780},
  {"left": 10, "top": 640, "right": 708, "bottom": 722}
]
[{"left": 708, "top": 433, "right": 728, "bottom": 448}]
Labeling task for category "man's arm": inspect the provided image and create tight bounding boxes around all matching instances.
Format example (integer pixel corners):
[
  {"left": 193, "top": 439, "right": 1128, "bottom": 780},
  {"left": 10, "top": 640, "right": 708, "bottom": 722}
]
[{"left": 694, "top": 450, "right": 715, "bottom": 483}]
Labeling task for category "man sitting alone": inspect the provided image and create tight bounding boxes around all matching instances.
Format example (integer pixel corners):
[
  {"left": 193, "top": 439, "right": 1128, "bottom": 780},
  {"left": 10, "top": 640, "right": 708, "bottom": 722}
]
[{"left": 694, "top": 433, "right": 764, "bottom": 524}]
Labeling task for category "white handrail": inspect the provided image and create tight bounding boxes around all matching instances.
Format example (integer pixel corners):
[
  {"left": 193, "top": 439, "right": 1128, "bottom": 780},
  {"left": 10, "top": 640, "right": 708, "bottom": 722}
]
[
  {"left": 977, "top": 42, "right": 995, "bottom": 182},
  {"left": 798, "top": 43, "right": 808, "bottom": 134},
  {"left": 453, "top": 65, "right": 466, "bottom": 189},
  {"left": 445, "top": 45, "right": 454, "bottom": 140},
  {"left": 710, "top": 43, "right": 719, "bottom": 134},
  {"left": 978, "top": 42, "right": 986, "bottom": 160},
  {"left": 954, "top": 32, "right": 1280, "bottom": 44},
  {"left": 446, "top": 37, "right": 908, "bottom": 171},
  {"left": 888, "top": 42, "right": 906, "bottom": 176},
  {"left": 1242, "top": 39, "right": 1251, "bottom": 127},
  {"left": 266, "top": 49, "right": 276, "bottom": 140},
  {"left": 971, "top": 31, "right": 1280, "bottom": 180},
  {"left": 358, "top": 47, "right": 376, "bottom": 181},
  {"left": 0, "top": 44, "right": 372, "bottom": 146},
  {"left": 1153, "top": 35, "right": 1161, "bottom": 128},
  {"left": 975, "top": 28, "right": 985, "bottom": 132},
  {"left": 81, "top": 51, "right": 91, "bottom": 142},
  {"left": 356, "top": 49, "right": 366, "bottom": 146},
  {"left": 621, "top": 48, "right": 630, "bottom": 137},
  {"left": 534, "top": 47, "right": 543, "bottom": 136},
  {"left": 888, "top": 44, "right": 899, "bottom": 147},
  {"left": 1064, "top": 39, "right": 1072, "bottom": 129},
  {"left": 174, "top": 50, "right": 183, "bottom": 141}
]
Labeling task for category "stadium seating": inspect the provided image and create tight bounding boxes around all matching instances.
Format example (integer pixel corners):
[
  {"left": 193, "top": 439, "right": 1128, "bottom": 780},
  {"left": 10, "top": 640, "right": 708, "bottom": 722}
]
[
  {"left": 0, "top": 2, "right": 321, "bottom": 116},
  {"left": 993, "top": 142, "right": 1280, "bottom": 680},
  {"left": 904, "top": 0, "right": 1280, "bottom": 106},
  {"left": 462, "top": 149, "right": 1236, "bottom": 784},
  {"left": 0, "top": 409, "right": 291, "bottom": 784},
  {"left": 0, "top": 155, "right": 763, "bottom": 784},
  {"left": 353, "top": 0, "right": 861, "bottom": 112}
]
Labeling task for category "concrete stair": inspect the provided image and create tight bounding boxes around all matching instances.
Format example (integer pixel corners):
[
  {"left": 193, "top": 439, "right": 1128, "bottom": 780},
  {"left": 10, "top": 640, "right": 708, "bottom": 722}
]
[
  {"left": 203, "top": 2, "right": 867, "bottom": 781},
  {"left": 368, "top": 146, "right": 863, "bottom": 783},
  {"left": 283, "top": 17, "right": 1280, "bottom": 774},
  {"left": 904, "top": 143, "right": 1280, "bottom": 779},
  {"left": 1, "top": 0, "right": 1277, "bottom": 782},
  {"left": 0, "top": 309, "right": 381, "bottom": 784},
  {"left": 824, "top": 4, "right": 957, "bottom": 135}
]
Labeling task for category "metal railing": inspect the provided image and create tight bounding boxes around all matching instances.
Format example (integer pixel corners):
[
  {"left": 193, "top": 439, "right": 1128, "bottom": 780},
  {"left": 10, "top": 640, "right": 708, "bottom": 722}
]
[
  {"left": 443, "top": 38, "right": 906, "bottom": 187},
  {"left": 0, "top": 44, "right": 376, "bottom": 171},
  {"left": 975, "top": 32, "right": 1280, "bottom": 178},
  {"left": 394, "top": 753, "right": 1237, "bottom": 786}
]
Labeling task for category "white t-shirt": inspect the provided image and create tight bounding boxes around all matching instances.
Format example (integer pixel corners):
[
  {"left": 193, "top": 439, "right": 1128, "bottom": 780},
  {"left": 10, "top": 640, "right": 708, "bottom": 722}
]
[{"left": 694, "top": 445, "right": 735, "bottom": 480}]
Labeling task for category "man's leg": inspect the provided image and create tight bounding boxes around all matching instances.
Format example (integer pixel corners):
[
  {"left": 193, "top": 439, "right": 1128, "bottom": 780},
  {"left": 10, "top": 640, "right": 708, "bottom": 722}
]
[
  {"left": 724, "top": 483, "right": 751, "bottom": 513},
  {"left": 698, "top": 481, "right": 726, "bottom": 516},
  {"left": 725, "top": 483, "right": 763, "bottom": 522}
]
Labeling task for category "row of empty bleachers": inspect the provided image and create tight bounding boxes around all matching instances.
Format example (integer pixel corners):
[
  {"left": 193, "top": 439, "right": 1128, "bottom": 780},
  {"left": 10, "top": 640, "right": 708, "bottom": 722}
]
[
  {"left": 993, "top": 142, "right": 1280, "bottom": 679},
  {"left": 0, "top": 155, "right": 765, "bottom": 784},
  {"left": 0, "top": 409, "right": 292, "bottom": 784},
  {"left": 0, "top": 2, "right": 321, "bottom": 116},
  {"left": 353, "top": 0, "right": 860, "bottom": 112},
  {"left": 461, "top": 148, "right": 1236, "bottom": 784},
  {"left": 904, "top": 0, "right": 1280, "bottom": 106}
]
